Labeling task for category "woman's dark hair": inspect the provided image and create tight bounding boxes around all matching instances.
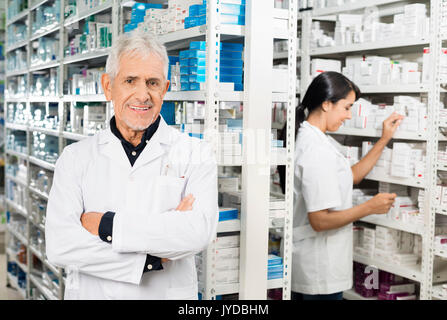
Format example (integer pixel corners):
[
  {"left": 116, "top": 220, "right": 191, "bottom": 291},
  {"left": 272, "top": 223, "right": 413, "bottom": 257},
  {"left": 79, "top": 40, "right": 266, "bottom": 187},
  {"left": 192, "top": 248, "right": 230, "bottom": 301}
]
[{"left": 277, "top": 71, "right": 361, "bottom": 194}]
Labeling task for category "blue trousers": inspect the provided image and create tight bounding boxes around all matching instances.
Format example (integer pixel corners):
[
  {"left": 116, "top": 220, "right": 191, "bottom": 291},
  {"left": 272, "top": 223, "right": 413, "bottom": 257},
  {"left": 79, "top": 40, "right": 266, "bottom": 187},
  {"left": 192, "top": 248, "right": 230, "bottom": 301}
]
[{"left": 291, "top": 291, "right": 343, "bottom": 301}]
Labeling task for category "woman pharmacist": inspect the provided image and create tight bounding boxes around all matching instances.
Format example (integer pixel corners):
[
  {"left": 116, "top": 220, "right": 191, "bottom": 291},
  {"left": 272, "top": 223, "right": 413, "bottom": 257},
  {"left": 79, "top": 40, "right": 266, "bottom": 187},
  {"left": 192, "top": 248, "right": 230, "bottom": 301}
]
[{"left": 279, "top": 71, "right": 404, "bottom": 300}]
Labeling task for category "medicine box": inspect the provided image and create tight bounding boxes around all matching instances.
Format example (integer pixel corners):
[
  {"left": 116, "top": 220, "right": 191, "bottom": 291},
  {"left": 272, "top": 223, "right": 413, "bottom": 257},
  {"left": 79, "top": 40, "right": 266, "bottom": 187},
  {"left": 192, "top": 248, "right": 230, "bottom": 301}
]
[
  {"left": 215, "top": 235, "right": 240, "bottom": 249},
  {"left": 219, "top": 207, "right": 239, "bottom": 221},
  {"left": 268, "top": 254, "right": 283, "bottom": 266}
]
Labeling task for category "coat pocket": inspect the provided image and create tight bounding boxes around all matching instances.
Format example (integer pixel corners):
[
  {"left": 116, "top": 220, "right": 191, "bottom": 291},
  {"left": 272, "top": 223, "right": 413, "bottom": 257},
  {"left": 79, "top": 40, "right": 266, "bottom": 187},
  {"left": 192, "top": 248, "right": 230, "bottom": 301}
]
[{"left": 156, "top": 176, "right": 186, "bottom": 213}]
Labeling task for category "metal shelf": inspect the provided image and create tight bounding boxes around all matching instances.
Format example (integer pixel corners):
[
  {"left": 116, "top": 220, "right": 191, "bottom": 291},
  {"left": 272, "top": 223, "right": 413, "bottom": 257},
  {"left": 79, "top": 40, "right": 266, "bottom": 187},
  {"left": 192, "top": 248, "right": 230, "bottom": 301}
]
[
  {"left": 329, "top": 127, "right": 430, "bottom": 141},
  {"left": 29, "top": 0, "right": 52, "bottom": 12},
  {"left": 5, "top": 149, "right": 29, "bottom": 160},
  {"left": 28, "top": 96, "right": 60, "bottom": 102},
  {"left": 159, "top": 24, "right": 244, "bottom": 51},
  {"left": 360, "top": 215, "right": 424, "bottom": 235},
  {"left": 7, "top": 225, "right": 28, "bottom": 247},
  {"left": 365, "top": 172, "right": 425, "bottom": 188},
  {"left": 6, "top": 174, "right": 27, "bottom": 187},
  {"left": 165, "top": 91, "right": 244, "bottom": 102},
  {"left": 5, "top": 199, "right": 27, "bottom": 218},
  {"left": 28, "top": 156, "right": 56, "bottom": 171},
  {"left": 6, "top": 122, "right": 28, "bottom": 131},
  {"left": 310, "top": 38, "right": 429, "bottom": 56},
  {"left": 62, "top": 131, "right": 90, "bottom": 141},
  {"left": 63, "top": 48, "right": 110, "bottom": 65},
  {"left": 6, "top": 10, "right": 29, "bottom": 27},
  {"left": 212, "top": 278, "right": 284, "bottom": 296},
  {"left": 64, "top": 0, "right": 113, "bottom": 27},
  {"left": 6, "top": 273, "right": 27, "bottom": 299},
  {"left": 29, "top": 274, "right": 58, "bottom": 300},
  {"left": 312, "top": 0, "right": 403, "bottom": 17},
  {"left": 354, "top": 253, "right": 423, "bottom": 282},
  {"left": 29, "top": 60, "right": 60, "bottom": 72},
  {"left": 6, "top": 68, "right": 29, "bottom": 77},
  {"left": 29, "top": 186, "right": 49, "bottom": 201},
  {"left": 359, "top": 84, "right": 433, "bottom": 94},
  {"left": 30, "top": 25, "right": 60, "bottom": 42},
  {"left": 343, "top": 288, "right": 378, "bottom": 300},
  {"left": 29, "top": 126, "right": 60, "bottom": 137},
  {"left": 6, "top": 248, "right": 28, "bottom": 275},
  {"left": 28, "top": 244, "right": 60, "bottom": 276},
  {"left": 6, "top": 39, "right": 28, "bottom": 53},
  {"left": 435, "top": 247, "right": 447, "bottom": 259},
  {"left": 432, "top": 284, "right": 447, "bottom": 300},
  {"left": 63, "top": 94, "right": 107, "bottom": 102},
  {"left": 435, "top": 205, "right": 447, "bottom": 216}
]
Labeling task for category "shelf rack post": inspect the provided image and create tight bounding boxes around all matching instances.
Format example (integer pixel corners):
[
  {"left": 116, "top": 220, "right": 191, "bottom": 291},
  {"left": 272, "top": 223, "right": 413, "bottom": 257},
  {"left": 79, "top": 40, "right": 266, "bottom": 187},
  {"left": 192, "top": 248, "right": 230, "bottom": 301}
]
[
  {"left": 282, "top": 0, "right": 298, "bottom": 301},
  {"left": 239, "top": 0, "right": 273, "bottom": 300},
  {"left": 422, "top": 0, "right": 443, "bottom": 300}
]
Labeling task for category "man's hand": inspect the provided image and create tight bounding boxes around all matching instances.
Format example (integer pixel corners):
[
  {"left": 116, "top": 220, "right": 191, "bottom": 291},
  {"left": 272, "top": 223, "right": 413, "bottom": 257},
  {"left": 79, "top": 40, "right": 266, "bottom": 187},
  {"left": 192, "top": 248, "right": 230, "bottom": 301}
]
[
  {"left": 80, "top": 212, "right": 104, "bottom": 235},
  {"left": 176, "top": 194, "right": 195, "bottom": 211}
]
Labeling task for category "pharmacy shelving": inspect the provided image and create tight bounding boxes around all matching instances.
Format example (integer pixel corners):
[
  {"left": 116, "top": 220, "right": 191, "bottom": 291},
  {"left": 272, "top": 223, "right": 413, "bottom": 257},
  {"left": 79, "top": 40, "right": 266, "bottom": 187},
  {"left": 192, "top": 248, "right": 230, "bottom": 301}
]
[
  {"left": 298, "top": 0, "right": 443, "bottom": 300},
  {"left": 29, "top": 274, "right": 57, "bottom": 300}
]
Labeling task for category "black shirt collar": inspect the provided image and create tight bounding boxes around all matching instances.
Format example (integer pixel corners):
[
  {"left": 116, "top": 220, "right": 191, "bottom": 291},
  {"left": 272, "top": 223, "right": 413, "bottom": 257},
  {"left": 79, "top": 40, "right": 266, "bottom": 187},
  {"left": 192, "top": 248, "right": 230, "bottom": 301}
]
[{"left": 110, "top": 115, "right": 161, "bottom": 150}]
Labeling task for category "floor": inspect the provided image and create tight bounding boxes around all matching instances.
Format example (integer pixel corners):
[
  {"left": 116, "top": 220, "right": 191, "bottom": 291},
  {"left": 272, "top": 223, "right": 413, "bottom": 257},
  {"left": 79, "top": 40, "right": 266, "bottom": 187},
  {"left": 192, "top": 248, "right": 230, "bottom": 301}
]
[{"left": 0, "top": 254, "right": 25, "bottom": 300}]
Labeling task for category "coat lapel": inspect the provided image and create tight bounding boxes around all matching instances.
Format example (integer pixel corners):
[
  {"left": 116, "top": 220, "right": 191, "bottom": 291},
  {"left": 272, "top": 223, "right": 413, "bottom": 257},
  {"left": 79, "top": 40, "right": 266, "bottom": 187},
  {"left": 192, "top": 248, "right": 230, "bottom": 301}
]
[
  {"left": 97, "top": 128, "right": 132, "bottom": 170},
  {"left": 131, "top": 117, "right": 174, "bottom": 173}
]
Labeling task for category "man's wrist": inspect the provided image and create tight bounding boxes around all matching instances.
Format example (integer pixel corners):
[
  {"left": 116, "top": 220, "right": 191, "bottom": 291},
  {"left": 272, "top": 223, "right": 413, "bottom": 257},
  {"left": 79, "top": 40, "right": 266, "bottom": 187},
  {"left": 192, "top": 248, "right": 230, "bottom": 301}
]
[{"left": 98, "top": 211, "right": 115, "bottom": 243}]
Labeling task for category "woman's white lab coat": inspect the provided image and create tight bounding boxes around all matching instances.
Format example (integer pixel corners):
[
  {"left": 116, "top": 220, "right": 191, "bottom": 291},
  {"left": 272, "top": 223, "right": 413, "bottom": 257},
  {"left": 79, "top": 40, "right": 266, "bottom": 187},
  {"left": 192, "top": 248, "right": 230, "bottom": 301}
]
[
  {"left": 45, "top": 117, "right": 218, "bottom": 299},
  {"left": 292, "top": 121, "right": 353, "bottom": 295}
]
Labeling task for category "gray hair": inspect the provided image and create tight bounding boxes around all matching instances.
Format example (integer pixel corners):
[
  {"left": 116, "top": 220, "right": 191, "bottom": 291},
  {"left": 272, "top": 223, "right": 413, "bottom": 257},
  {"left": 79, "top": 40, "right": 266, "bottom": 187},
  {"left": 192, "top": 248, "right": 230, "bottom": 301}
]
[{"left": 105, "top": 29, "right": 169, "bottom": 81}]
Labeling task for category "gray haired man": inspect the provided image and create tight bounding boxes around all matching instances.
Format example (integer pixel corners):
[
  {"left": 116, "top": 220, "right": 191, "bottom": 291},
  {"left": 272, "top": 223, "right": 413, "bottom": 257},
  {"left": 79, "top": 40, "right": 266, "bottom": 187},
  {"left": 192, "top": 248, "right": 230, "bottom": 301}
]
[{"left": 45, "top": 30, "right": 218, "bottom": 299}]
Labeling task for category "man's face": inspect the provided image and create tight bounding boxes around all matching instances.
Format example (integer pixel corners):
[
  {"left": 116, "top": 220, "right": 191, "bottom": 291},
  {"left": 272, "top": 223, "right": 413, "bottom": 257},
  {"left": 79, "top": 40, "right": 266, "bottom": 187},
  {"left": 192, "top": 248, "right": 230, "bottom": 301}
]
[{"left": 102, "top": 51, "right": 169, "bottom": 132}]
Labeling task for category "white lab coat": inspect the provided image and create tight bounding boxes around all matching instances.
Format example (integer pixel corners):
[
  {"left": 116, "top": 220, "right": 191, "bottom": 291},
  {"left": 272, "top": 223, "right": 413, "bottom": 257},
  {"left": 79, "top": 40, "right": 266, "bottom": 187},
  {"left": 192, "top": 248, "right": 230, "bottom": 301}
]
[
  {"left": 292, "top": 121, "right": 353, "bottom": 295},
  {"left": 45, "top": 117, "right": 218, "bottom": 299}
]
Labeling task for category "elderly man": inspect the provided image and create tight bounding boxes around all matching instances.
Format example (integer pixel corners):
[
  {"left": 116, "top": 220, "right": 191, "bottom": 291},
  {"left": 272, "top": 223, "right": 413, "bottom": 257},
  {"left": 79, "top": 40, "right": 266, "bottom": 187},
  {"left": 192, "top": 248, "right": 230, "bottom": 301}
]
[{"left": 45, "top": 30, "right": 218, "bottom": 300}]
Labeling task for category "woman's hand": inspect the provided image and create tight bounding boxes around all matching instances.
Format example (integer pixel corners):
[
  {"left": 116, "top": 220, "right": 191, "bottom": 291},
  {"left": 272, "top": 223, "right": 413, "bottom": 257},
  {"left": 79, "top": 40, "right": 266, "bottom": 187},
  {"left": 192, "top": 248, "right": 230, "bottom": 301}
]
[
  {"left": 365, "top": 193, "right": 397, "bottom": 215},
  {"left": 381, "top": 112, "right": 404, "bottom": 142}
]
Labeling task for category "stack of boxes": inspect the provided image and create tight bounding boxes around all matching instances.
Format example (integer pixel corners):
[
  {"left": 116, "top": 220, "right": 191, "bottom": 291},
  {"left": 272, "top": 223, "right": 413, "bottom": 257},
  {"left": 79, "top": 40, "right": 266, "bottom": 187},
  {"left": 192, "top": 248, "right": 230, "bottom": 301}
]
[
  {"left": 137, "top": 0, "right": 198, "bottom": 35},
  {"left": 354, "top": 226, "right": 421, "bottom": 267},
  {"left": 218, "top": 118, "right": 242, "bottom": 164},
  {"left": 65, "top": 15, "right": 112, "bottom": 57},
  {"left": 196, "top": 234, "right": 240, "bottom": 286},
  {"left": 343, "top": 56, "right": 422, "bottom": 86},
  {"left": 178, "top": 41, "right": 244, "bottom": 91},
  {"left": 362, "top": 141, "right": 426, "bottom": 180},
  {"left": 311, "top": 3, "right": 429, "bottom": 49},
  {"left": 353, "top": 262, "right": 417, "bottom": 299},
  {"left": 268, "top": 254, "right": 284, "bottom": 280},
  {"left": 124, "top": 2, "right": 164, "bottom": 33},
  {"left": 185, "top": 0, "right": 245, "bottom": 29},
  {"left": 71, "top": 67, "right": 105, "bottom": 96},
  {"left": 341, "top": 96, "right": 427, "bottom": 134}
]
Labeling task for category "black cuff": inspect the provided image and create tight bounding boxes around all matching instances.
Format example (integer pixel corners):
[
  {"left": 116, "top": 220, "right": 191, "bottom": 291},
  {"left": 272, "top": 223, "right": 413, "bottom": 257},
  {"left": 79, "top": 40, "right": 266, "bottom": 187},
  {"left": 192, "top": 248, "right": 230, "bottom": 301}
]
[
  {"left": 143, "top": 255, "right": 164, "bottom": 273},
  {"left": 99, "top": 211, "right": 115, "bottom": 243}
]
